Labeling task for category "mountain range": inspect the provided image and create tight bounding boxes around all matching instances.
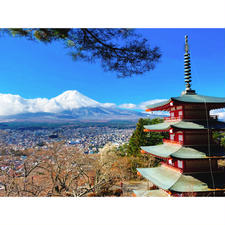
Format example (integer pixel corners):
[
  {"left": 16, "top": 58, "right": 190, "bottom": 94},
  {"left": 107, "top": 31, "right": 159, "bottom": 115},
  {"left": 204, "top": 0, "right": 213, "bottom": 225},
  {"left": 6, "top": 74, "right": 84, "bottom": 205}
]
[{"left": 0, "top": 90, "right": 153, "bottom": 122}]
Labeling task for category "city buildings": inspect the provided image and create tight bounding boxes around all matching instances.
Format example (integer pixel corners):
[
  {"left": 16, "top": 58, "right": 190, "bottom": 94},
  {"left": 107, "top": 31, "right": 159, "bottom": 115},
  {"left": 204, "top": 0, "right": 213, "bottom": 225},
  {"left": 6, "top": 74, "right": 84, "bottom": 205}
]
[{"left": 0, "top": 125, "right": 133, "bottom": 178}]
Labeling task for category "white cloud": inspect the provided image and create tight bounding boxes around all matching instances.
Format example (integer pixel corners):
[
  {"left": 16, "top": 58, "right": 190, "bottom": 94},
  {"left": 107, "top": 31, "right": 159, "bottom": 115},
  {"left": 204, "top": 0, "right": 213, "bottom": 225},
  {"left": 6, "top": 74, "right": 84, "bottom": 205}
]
[
  {"left": 119, "top": 103, "right": 137, "bottom": 109},
  {"left": 210, "top": 109, "right": 225, "bottom": 120},
  {"left": 101, "top": 103, "right": 116, "bottom": 108},
  {"left": 0, "top": 90, "right": 116, "bottom": 116},
  {"left": 216, "top": 112, "right": 225, "bottom": 120},
  {"left": 0, "top": 94, "right": 27, "bottom": 115},
  {"left": 118, "top": 99, "right": 168, "bottom": 111},
  {"left": 7, "top": 91, "right": 224, "bottom": 121},
  {"left": 0, "top": 91, "right": 168, "bottom": 117}
]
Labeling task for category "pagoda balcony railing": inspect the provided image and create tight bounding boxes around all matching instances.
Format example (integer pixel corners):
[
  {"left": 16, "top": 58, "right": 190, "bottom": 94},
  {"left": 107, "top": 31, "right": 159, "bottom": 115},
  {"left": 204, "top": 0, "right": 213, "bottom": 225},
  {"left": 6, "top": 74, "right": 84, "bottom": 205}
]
[
  {"left": 163, "top": 139, "right": 183, "bottom": 145},
  {"left": 164, "top": 115, "right": 218, "bottom": 121},
  {"left": 164, "top": 116, "right": 183, "bottom": 122}
]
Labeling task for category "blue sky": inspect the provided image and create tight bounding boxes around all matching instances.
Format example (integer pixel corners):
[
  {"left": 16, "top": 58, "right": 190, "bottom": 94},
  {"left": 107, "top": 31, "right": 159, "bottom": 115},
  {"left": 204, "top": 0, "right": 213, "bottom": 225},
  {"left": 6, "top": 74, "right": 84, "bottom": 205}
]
[{"left": 0, "top": 28, "right": 225, "bottom": 107}]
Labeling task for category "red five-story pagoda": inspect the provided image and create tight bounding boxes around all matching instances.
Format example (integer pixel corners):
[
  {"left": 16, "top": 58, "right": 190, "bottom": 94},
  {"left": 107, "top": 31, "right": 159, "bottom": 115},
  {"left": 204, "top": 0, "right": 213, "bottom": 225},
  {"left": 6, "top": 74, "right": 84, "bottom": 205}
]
[{"left": 134, "top": 35, "right": 225, "bottom": 197}]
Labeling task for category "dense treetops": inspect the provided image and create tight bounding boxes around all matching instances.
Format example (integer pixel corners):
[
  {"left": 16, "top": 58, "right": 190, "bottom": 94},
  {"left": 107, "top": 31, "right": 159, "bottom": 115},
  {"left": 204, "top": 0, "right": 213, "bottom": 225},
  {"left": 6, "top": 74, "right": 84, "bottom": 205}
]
[{"left": 127, "top": 118, "right": 166, "bottom": 157}]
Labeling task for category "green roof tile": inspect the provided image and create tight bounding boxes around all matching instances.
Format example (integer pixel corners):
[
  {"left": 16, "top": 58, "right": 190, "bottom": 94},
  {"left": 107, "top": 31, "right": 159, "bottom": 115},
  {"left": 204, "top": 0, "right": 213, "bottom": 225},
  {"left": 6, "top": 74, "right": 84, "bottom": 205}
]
[
  {"left": 171, "top": 147, "right": 207, "bottom": 158},
  {"left": 146, "top": 100, "right": 170, "bottom": 110},
  {"left": 170, "top": 174, "right": 208, "bottom": 192},
  {"left": 173, "top": 94, "right": 225, "bottom": 104},
  {"left": 144, "top": 120, "right": 225, "bottom": 131},
  {"left": 133, "top": 189, "right": 169, "bottom": 197},
  {"left": 141, "top": 144, "right": 180, "bottom": 158},
  {"left": 144, "top": 121, "right": 176, "bottom": 130},
  {"left": 137, "top": 167, "right": 181, "bottom": 190},
  {"left": 141, "top": 144, "right": 225, "bottom": 159},
  {"left": 171, "top": 146, "right": 225, "bottom": 158},
  {"left": 146, "top": 94, "right": 225, "bottom": 110},
  {"left": 137, "top": 166, "right": 225, "bottom": 192}
]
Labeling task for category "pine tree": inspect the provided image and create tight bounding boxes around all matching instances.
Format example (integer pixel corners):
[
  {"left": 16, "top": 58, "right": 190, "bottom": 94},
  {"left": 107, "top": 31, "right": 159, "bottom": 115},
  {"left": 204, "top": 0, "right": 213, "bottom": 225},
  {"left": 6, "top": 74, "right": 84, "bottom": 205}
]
[
  {"left": 127, "top": 118, "right": 144, "bottom": 156},
  {"left": 127, "top": 118, "right": 165, "bottom": 156},
  {"left": 2, "top": 28, "right": 161, "bottom": 78}
]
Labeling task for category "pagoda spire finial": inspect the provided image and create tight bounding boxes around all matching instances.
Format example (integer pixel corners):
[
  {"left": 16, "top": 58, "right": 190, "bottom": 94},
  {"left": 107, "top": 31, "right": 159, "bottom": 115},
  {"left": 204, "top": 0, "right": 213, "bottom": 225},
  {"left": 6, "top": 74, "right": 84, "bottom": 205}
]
[
  {"left": 185, "top": 35, "right": 189, "bottom": 53},
  {"left": 182, "top": 35, "right": 196, "bottom": 95}
]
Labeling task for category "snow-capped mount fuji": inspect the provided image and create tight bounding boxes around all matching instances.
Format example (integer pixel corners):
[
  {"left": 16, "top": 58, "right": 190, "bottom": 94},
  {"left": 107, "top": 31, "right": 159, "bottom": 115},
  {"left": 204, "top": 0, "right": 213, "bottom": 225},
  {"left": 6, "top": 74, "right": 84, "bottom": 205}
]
[
  {"left": 52, "top": 90, "right": 101, "bottom": 110},
  {"left": 0, "top": 90, "right": 147, "bottom": 122},
  {"left": 53, "top": 90, "right": 116, "bottom": 110}
]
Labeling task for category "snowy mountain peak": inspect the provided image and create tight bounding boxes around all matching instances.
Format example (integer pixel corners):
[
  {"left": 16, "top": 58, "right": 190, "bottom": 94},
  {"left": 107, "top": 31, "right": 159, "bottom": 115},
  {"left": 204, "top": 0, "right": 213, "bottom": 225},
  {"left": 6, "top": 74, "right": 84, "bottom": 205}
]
[
  {"left": 53, "top": 90, "right": 100, "bottom": 109},
  {"left": 0, "top": 90, "right": 112, "bottom": 116}
]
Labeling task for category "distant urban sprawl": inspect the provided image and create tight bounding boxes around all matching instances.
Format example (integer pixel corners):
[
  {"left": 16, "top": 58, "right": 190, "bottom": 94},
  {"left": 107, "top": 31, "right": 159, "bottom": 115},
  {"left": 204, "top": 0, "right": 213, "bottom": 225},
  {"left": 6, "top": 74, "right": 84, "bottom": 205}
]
[{"left": 0, "top": 126, "right": 134, "bottom": 153}]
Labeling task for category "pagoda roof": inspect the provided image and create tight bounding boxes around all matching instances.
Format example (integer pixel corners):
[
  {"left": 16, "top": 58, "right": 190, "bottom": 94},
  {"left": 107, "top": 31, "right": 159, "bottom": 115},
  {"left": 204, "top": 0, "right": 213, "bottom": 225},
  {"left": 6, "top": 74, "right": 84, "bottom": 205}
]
[
  {"left": 141, "top": 144, "right": 225, "bottom": 159},
  {"left": 142, "top": 144, "right": 180, "bottom": 158},
  {"left": 146, "top": 100, "right": 170, "bottom": 111},
  {"left": 146, "top": 94, "right": 225, "bottom": 111},
  {"left": 173, "top": 94, "right": 225, "bottom": 104},
  {"left": 137, "top": 165, "right": 225, "bottom": 192},
  {"left": 144, "top": 120, "right": 225, "bottom": 131},
  {"left": 133, "top": 189, "right": 170, "bottom": 197}
]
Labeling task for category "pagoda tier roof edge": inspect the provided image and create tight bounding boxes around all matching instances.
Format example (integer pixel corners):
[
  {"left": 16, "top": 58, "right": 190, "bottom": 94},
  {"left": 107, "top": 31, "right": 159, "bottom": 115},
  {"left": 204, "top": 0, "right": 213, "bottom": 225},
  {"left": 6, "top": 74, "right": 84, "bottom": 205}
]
[
  {"left": 141, "top": 144, "right": 225, "bottom": 159},
  {"left": 137, "top": 166, "right": 225, "bottom": 192},
  {"left": 144, "top": 120, "right": 225, "bottom": 131},
  {"left": 133, "top": 189, "right": 170, "bottom": 197},
  {"left": 146, "top": 94, "right": 225, "bottom": 111}
]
